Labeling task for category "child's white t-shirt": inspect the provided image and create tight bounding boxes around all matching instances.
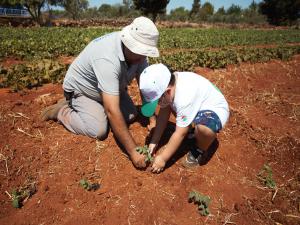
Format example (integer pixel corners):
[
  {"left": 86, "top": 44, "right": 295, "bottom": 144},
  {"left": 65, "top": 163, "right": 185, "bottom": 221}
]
[{"left": 171, "top": 72, "right": 229, "bottom": 128}]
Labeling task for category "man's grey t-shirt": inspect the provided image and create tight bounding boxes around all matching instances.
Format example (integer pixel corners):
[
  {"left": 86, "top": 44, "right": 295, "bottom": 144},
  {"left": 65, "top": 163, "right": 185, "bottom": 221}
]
[{"left": 63, "top": 31, "right": 147, "bottom": 102}]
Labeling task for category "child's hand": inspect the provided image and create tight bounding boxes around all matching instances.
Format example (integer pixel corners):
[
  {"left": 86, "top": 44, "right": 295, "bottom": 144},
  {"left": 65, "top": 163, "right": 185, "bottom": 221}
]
[{"left": 151, "top": 154, "right": 166, "bottom": 173}]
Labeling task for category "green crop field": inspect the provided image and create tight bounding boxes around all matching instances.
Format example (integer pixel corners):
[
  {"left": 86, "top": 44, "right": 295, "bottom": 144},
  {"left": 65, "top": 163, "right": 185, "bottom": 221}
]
[
  {"left": 1, "top": 27, "right": 300, "bottom": 90},
  {"left": 1, "top": 27, "right": 300, "bottom": 59}
]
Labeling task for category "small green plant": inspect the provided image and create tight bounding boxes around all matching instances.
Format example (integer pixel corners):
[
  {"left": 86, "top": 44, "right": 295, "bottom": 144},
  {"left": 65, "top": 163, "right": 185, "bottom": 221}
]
[
  {"left": 79, "top": 179, "right": 100, "bottom": 191},
  {"left": 188, "top": 190, "right": 211, "bottom": 216},
  {"left": 11, "top": 190, "right": 22, "bottom": 208},
  {"left": 136, "top": 146, "right": 153, "bottom": 163},
  {"left": 10, "top": 185, "right": 36, "bottom": 208},
  {"left": 257, "top": 164, "right": 276, "bottom": 189}
]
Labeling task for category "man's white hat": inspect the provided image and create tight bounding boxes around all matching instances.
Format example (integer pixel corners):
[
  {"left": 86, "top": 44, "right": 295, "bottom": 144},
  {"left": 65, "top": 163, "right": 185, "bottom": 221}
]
[
  {"left": 120, "top": 16, "right": 159, "bottom": 57},
  {"left": 139, "top": 64, "right": 171, "bottom": 117}
]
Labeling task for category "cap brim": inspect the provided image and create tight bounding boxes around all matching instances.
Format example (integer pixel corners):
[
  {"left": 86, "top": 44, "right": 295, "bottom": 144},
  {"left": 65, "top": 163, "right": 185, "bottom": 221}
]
[
  {"left": 141, "top": 99, "right": 159, "bottom": 117},
  {"left": 120, "top": 26, "right": 159, "bottom": 58}
]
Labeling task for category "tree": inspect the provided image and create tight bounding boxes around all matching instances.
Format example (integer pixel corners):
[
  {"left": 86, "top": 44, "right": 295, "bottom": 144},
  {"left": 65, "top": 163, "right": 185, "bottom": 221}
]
[
  {"left": 0, "top": 0, "right": 60, "bottom": 25},
  {"left": 98, "top": 3, "right": 133, "bottom": 18},
  {"left": 226, "top": 4, "right": 242, "bottom": 15},
  {"left": 223, "top": 4, "right": 242, "bottom": 23},
  {"left": 216, "top": 6, "right": 225, "bottom": 15},
  {"left": 202, "top": 2, "right": 214, "bottom": 15},
  {"left": 123, "top": 0, "right": 133, "bottom": 10},
  {"left": 81, "top": 6, "right": 99, "bottom": 19},
  {"left": 98, "top": 3, "right": 115, "bottom": 17},
  {"left": 58, "top": 0, "right": 88, "bottom": 20},
  {"left": 190, "top": 0, "right": 200, "bottom": 18},
  {"left": 133, "top": 0, "right": 169, "bottom": 22},
  {"left": 249, "top": 0, "right": 258, "bottom": 12},
  {"left": 260, "top": 0, "right": 300, "bottom": 25},
  {"left": 243, "top": 0, "right": 266, "bottom": 24},
  {"left": 0, "top": 0, "right": 23, "bottom": 8},
  {"left": 24, "top": 0, "right": 49, "bottom": 25},
  {"left": 118, "top": 0, "right": 132, "bottom": 16},
  {"left": 210, "top": 6, "right": 226, "bottom": 23},
  {"left": 169, "top": 6, "right": 189, "bottom": 21},
  {"left": 200, "top": 2, "right": 214, "bottom": 20}
]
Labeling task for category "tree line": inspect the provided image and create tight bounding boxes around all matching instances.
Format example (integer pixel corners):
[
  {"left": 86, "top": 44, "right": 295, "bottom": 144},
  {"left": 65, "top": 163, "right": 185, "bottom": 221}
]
[{"left": 0, "top": 0, "right": 299, "bottom": 26}]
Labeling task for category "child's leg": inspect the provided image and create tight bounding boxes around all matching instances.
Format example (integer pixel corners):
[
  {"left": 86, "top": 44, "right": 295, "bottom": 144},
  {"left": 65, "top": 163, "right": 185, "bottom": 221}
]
[
  {"left": 194, "top": 124, "right": 216, "bottom": 152},
  {"left": 183, "top": 110, "right": 222, "bottom": 167}
]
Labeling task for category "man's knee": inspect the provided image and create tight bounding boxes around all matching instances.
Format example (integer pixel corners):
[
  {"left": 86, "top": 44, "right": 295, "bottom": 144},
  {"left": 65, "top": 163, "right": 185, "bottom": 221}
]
[
  {"left": 96, "top": 127, "right": 109, "bottom": 140},
  {"left": 86, "top": 122, "right": 109, "bottom": 140}
]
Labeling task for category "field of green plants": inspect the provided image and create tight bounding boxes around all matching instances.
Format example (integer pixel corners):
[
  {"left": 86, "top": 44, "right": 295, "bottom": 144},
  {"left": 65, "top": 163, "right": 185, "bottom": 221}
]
[{"left": 1, "top": 27, "right": 300, "bottom": 90}]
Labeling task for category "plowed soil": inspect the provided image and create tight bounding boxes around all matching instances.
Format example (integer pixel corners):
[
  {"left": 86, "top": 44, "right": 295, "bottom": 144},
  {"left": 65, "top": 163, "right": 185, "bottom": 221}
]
[{"left": 0, "top": 56, "right": 299, "bottom": 225}]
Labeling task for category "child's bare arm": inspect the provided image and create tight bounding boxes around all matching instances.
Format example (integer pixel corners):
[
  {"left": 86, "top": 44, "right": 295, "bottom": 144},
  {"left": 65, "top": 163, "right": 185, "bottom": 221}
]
[
  {"left": 149, "top": 106, "right": 171, "bottom": 153},
  {"left": 151, "top": 125, "right": 189, "bottom": 173},
  {"left": 160, "top": 126, "right": 189, "bottom": 161}
]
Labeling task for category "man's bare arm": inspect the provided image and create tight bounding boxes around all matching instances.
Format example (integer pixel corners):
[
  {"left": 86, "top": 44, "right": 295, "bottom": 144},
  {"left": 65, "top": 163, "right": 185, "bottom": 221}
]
[{"left": 102, "top": 92, "right": 146, "bottom": 168}]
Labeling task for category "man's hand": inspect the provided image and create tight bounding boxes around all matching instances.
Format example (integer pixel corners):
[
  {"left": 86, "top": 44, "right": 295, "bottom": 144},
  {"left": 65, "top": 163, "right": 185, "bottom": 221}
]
[
  {"left": 151, "top": 154, "right": 166, "bottom": 173},
  {"left": 103, "top": 93, "right": 142, "bottom": 168},
  {"left": 130, "top": 151, "right": 147, "bottom": 168}
]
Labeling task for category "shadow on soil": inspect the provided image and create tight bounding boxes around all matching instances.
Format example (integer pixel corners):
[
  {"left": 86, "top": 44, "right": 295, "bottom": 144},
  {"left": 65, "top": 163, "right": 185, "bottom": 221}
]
[{"left": 112, "top": 112, "right": 220, "bottom": 170}]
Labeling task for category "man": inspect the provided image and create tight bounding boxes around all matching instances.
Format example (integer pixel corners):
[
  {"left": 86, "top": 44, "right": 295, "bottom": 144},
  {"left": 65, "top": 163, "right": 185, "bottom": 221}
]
[{"left": 41, "top": 17, "right": 159, "bottom": 169}]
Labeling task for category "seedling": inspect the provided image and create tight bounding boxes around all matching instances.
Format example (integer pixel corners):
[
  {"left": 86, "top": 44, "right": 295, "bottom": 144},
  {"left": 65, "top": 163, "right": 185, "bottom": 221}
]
[
  {"left": 188, "top": 190, "right": 211, "bottom": 216},
  {"left": 79, "top": 179, "right": 100, "bottom": 191},
  {"left": 136, "top": 146, "right": 153, "bottom": 163},
  {"left": 257, "top": 164, "right": 276, "bottom": 189},
  {"left": 10, "top": 185, "right": 36, "bottom": 208}
]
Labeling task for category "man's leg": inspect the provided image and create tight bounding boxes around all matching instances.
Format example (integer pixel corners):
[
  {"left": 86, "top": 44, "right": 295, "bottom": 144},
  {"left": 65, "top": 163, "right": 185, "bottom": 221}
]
[
  {"left": 57, "top": 94, "right": 109, "bottom": 140},
  {"left": 41, "top": 98, "right": 69, "bottom": 121}
]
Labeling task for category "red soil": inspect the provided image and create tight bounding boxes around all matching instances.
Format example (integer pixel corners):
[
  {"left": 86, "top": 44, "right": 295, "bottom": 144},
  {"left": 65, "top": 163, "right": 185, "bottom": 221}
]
[{"left": 0, "top": 56, "right": 299, "bottom": 225}]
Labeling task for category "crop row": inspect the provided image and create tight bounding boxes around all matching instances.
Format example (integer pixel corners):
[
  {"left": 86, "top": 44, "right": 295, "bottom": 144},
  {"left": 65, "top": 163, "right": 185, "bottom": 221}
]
[
  {"left": 0, "top": 27, "right": 114, "bottom": 59},
  {"left": 0, "top": 59, "right": 67, "bottom": 91},
  {"left": 1, "top": 27, "right": 300, "bottom": 59},
  {"left": 1, "top": 46, "right": 299, "bottom": 91},
  {"left": 151, "top": 45, "right": 300, "bottom": 70},
  {"left": 159, "top": 28, "right": 300, "bottom": 49}
]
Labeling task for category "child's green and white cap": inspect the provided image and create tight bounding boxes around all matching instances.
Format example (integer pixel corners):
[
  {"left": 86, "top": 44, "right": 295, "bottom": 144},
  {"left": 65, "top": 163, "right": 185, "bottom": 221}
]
[{"left": 139, "top": 63, "right": 171, "bottom": 117}]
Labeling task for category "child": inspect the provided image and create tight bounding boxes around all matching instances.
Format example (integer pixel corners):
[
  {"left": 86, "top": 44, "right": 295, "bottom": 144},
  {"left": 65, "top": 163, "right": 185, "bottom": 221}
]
[{"left": 139, "top": 64, "right": 229, "bottom": 173}]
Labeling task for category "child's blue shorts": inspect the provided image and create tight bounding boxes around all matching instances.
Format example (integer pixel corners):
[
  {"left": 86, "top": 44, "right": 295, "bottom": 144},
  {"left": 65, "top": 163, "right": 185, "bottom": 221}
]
[{"left": 193, "top": 110, "right": 222, "bottom": 133}]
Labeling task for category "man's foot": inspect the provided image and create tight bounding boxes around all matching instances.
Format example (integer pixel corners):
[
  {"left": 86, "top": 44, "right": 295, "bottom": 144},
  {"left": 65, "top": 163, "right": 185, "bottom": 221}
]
[
  {"left": 40, "top": 98, "right": 68, "bottom": 121},
  {"left": 182, "top": 147, "right": 205, "bottom": 168}
]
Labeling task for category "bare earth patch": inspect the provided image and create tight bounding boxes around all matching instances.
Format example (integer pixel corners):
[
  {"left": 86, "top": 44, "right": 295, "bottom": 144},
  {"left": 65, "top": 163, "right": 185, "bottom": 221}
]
[{"left": 0, "top": 56, "right": 299, "bottom": 225}]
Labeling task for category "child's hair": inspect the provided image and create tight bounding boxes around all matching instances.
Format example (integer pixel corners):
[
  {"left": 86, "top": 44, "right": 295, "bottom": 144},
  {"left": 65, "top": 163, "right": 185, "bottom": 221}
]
[
  {"left": 165, "top": 64, "right": 176, "bottom": 86},
  {"left": 169, "top": 72, "right": 176, "bottom": 86}
]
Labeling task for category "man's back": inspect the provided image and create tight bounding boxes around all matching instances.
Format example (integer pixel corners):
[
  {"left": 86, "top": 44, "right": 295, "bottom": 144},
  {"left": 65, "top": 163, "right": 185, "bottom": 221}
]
[{"left": 63, "top": 32, "right": 126, "bottom": 102}]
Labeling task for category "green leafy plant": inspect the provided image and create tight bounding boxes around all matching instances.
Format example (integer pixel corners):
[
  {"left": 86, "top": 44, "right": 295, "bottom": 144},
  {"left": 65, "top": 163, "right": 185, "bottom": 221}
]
[
  {"left": 0, "top": 59, "right": 67, "bottom": 91},
  {"left": 79, "top": 179, "right": 100, "bottom": 191},
  {"left": 1, "top": 28, "right": 299, "bottom": 91},
  {"left": 11, "top": 184, "right": 36, "bottom": 208},
  {"left": 257, "top": 164, "right": 276, "bottom": 189},
  {"left": 188, "top": 190, "right": 211, "bottom": 216},
  {"left": 1, "top": 27, "right": 299, "bottom": 60},
  {"left": 136, "top": 146, "right": 153, "bottom": 163}
]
